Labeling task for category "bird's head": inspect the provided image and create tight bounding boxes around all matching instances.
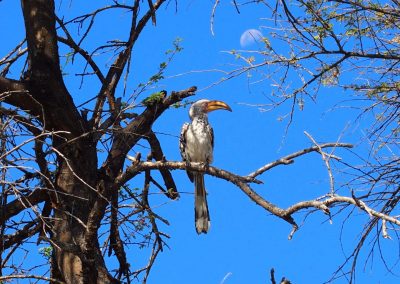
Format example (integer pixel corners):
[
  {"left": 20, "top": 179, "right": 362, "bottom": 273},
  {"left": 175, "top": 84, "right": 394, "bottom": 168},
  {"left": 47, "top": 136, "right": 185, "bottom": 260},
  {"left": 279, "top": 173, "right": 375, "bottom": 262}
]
[{"left": 189, "top": 99, "right": 232, "bottom": 119}]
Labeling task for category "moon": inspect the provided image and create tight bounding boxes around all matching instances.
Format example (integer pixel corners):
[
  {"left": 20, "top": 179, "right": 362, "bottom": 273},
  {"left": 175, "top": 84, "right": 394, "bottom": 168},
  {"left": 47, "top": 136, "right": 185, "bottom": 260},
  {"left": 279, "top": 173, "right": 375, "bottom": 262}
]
[{"left": 240, "top": 29, "right": 263, "bottom": 47}]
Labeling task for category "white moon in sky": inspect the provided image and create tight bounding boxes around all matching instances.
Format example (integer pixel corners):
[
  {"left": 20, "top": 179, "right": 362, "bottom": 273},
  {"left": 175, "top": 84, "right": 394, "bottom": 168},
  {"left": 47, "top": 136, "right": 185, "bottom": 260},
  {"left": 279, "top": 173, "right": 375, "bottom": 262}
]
[{"left": 240, "top": 29, "right": 263, "bottom": 47}]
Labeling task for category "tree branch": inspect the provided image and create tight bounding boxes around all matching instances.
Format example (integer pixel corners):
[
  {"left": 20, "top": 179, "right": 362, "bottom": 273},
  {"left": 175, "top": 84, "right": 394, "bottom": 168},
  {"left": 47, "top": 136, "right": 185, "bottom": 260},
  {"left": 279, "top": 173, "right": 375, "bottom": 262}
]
[
  {"left": 0, "top": 77, "right": 41, "bottom": 116},
  {"left": 56, "top": 33, "right": 105, "bottom": 83},
  {"left": 85, "top": 87, "right": 197, "bottom": 250},
  {"left": 90, "top": 0, "right": 167, "bottom": 127},
  {"left": 248, "top": 143, "right": 353, "bottom": 178},
  {"left": 0, "top": 188, "right": 48, "bottom": 224},
  {"left": 20, "top": 0, "right": 85, "bottom": 136},
  {"left": 145, "top": 130, "right": 179, "bottom": 199}
]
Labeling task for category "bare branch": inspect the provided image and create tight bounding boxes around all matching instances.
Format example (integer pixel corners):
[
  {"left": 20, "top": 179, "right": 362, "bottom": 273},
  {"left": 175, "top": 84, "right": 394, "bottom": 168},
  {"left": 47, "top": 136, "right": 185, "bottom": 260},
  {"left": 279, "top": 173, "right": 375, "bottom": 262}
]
[
  {"left": 145, "top": 130, "right": 179, "bottom": 199},
  {"left": 0, "top": 274, "right": 65, "bottom": 283},
  {"left": 304, "top": 131, "right": 336, "bottom": 194},
  {"left": 248, "top": 143, "right": 353, "bottom": 179}
]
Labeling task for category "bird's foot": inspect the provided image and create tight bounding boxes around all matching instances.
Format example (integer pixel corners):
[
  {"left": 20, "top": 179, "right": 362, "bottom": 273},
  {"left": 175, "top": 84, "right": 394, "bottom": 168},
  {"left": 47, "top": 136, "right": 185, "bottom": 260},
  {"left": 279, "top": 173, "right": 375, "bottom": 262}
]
[{"left": 200, "top": 162, "right": 208, "bottom": 171}]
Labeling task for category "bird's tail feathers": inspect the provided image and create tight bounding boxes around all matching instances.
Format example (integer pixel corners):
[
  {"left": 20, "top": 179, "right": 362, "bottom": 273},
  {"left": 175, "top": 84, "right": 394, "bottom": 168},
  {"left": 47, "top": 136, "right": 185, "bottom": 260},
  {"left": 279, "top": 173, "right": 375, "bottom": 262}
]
[{"left": 194, "top": 173, "right": 210, "bottom": 234}]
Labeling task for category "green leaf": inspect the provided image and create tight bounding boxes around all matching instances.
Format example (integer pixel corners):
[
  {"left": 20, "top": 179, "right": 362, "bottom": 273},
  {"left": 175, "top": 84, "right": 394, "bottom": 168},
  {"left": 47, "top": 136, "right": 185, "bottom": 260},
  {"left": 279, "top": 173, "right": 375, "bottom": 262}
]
[{"left": 142, "top": 91, "right": 166, "bottom": 107}]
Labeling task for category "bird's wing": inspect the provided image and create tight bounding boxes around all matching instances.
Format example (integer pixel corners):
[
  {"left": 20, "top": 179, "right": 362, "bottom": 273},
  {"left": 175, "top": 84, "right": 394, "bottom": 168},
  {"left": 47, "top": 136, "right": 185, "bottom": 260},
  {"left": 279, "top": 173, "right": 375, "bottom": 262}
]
[
  {"left": 206, "top": 123, "right": 214, "bottom": 164},
  {"left": 180, "top": 122, "right": 194, "bottom": 182},
  {"left": 179, "top": 122, "right": 189, "bottom": 161}
]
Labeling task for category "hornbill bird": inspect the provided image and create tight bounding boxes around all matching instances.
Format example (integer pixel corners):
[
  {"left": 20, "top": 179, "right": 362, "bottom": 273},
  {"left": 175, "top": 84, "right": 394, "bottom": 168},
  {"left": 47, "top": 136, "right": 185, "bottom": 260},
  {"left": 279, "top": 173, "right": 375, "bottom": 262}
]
[{"left": 180, "top": 99, "right": 232, "bottom": 234}]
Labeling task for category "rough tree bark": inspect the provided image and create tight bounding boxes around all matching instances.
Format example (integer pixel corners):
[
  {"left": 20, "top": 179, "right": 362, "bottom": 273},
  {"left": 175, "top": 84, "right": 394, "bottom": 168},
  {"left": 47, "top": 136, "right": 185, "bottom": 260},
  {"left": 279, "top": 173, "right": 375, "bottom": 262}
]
[{"left": 18, "top": 1, "right": 106, "bottom": 282}]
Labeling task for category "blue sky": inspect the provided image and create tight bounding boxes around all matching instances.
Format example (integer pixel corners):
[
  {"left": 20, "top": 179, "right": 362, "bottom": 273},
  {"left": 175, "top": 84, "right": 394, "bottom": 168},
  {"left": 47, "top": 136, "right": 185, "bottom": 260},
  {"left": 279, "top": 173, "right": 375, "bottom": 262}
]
[{"left": 1, "top": 1, "right": 398, "bottom": 283}]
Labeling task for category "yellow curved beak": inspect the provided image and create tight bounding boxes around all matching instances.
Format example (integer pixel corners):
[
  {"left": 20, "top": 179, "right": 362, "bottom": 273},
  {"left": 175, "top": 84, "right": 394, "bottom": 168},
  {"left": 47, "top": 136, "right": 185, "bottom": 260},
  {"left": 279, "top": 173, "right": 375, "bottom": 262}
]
[{"left": 205, "top": 100, "right": 232, "bottom": 112}]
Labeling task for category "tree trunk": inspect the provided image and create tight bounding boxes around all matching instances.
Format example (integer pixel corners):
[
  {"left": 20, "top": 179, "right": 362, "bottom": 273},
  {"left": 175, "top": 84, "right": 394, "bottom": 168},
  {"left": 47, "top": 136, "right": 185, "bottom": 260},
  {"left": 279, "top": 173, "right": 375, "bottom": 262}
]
[
  {"left": 19, "top": 1, "right": 113, "bottom": 282},
  {"left": 51, "top": 139, "right": 116, "bottom": 283},
  {"left": 1, "top": 0, "right": 189, "bottom": 282}
]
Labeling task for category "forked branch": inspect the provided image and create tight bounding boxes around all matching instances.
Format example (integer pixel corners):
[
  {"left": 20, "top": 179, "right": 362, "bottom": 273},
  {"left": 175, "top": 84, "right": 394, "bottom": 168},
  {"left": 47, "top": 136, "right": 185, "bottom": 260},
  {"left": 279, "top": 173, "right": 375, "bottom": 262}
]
[{"left": 117, "top": 142, "right": 370, "bottom": 239}]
